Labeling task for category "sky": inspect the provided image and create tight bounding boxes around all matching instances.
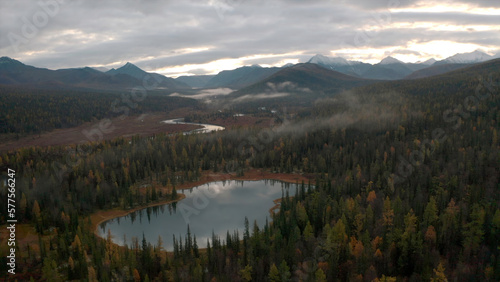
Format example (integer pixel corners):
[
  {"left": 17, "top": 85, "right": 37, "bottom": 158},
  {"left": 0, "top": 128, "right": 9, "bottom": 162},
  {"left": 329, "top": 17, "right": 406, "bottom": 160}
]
[{"left": 1, "top": 0, "right": 499, "bottom": 77}]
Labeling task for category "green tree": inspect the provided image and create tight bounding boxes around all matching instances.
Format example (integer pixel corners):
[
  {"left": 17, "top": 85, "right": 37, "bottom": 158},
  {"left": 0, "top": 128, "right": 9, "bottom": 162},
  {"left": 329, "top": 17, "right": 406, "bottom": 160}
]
[
  {"left": 463, "top": 204, "right": 485, "bottom": 256},
  {"left": 42, "top": 258, "right": 60, "bottom": 281},
  {"left": 315, "top": 268, "right": 327, "bottom": 282},
  {"left": 423, "top": 196, "right": 439, "bottom": 227},
  {"left": 303, "top": 221, "right": 314, "bottom": 241},
  {"left": 269, "top": 263, "right": 280, "bottom": 282},
  {"left": 240, "top": 265, "right": 253, "bottom": 281},
  {"left": 279, "top": 260, "right": 291, "bottom": 281}
]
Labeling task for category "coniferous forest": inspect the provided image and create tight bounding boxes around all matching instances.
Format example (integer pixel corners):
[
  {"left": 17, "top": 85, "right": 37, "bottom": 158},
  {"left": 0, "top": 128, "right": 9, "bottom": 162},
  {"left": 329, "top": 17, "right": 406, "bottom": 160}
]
[{"left": 0, "top": 57, "right": 499, "bottom": 281}]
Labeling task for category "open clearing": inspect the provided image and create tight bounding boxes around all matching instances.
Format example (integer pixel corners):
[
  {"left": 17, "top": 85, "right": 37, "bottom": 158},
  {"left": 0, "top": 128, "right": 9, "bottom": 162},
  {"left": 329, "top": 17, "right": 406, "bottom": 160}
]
[{"left": 0, "top": 112, "right": 200, "bottom": 152}]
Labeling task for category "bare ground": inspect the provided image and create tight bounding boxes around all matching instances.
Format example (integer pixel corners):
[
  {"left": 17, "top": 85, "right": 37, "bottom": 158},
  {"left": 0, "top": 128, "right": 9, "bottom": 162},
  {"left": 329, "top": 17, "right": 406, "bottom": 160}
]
[
  {"left": 0, "top": 112, "right": 274, "bottom": 152},
  {"left": 0, "top": 112, "right": 201, "bottom": 152}
]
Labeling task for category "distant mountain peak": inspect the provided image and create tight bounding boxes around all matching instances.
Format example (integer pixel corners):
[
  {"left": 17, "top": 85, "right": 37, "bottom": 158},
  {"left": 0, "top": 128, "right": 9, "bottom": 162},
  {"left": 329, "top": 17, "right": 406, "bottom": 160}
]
[
  {"left": 309, "top": 54, "right": 329, "bottom": 61},
  {"left": 107, "top": 62, "right": 147, "bottom": 79},
  {"left": 422, "top": 58, "right": 437, "bottom": 65},
  {"left": 308, "top": 54, "right": 351, "bottom": 66},
  {"left": 91, "top": 66, "right": 110, "bottom": 72},
  {"left": 443, "top": 50, "right": 492, "bottom": 64},
  {"left": 0, "top": 56, "right": 23, "bottom": 65},
  {"left": 120, "top": 62, "right": 141, "bottom": 70},
  {"left": 379, "top": 56, "right": 404, "bottom": 65},
  {"left": 0, "top": 56, "right": 28, "bottom": 71}
]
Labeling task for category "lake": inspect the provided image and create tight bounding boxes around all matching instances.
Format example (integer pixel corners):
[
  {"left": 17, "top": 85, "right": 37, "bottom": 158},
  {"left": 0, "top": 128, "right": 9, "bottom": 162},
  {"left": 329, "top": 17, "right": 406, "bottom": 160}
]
[{"left": 98, "top": 180, "right": 300, "bottom": 250}]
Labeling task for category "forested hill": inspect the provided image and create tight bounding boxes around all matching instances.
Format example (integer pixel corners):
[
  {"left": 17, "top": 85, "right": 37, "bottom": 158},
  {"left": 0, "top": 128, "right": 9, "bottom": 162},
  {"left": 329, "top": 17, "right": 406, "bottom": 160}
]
[
  {"left": 0, "top": 86, "right": 198, "bottom": 135},
  {"left": 357, "top": 58, "right": 500, "bottom": 97},
  {"left": 0, "top": 57, "right": 498, "bottom": 281},
  {"left": 235, "top": 63, "right": 375, "bottom": 96}
]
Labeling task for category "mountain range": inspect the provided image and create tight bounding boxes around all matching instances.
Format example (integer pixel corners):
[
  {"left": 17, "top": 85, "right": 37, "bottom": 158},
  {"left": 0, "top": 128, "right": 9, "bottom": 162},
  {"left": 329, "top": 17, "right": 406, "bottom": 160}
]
[
  {"left": 177, "top": 50, "right": 500, "bottom": 87},
  {"left": 1, "top": 50, "right": 499, "bottom": 93},
  {"left": 175, "top": 75, "right": 215, "bottom": 88},
  {"left": 0, "top": 57, "right": 143, "bottom": 90},
  {"left": 0, "top": 56, "right": 188, "bottom": 91},
  {"left": 234, "top": 63, "right": 373, "bottom": 98},
  {"left": 306, "top": 50, "right": 499, "bottom": 80},
  {"left": 203, "top": 65, "right": 285, "bottom": 89},
  {"left": 439, "top": 50, "right": 498, "bottom": 64},
  {"left": 106, "top": 62, "right": 188, "bottom": 89}
]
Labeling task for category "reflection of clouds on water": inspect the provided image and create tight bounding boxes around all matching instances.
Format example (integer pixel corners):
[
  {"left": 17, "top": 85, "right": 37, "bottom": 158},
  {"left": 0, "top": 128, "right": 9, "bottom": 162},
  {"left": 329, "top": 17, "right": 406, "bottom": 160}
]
[
  {"left": 99, "top": 180, "right": 303, "bottom": 251},
  {"left": 205, "top": 181, "right": 237, "bottom": 194},
  {"left": 111, "top": 237, "right": 125, "bottom": 245},
  {"left": 184, "top": 182, "right": 237, "bottom": 198}
]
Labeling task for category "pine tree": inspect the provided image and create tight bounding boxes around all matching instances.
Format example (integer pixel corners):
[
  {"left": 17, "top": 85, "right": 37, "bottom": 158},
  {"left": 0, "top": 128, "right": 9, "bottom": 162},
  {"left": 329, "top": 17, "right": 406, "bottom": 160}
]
[
  {"left": 268, "top": 263, "right": 280, "bottom": 282},
  {"left": 240, "top": 265, "right": 253, "bottom": 281},
  {"left": 315, "top": 268, "right": 327, "bottom": 282}
]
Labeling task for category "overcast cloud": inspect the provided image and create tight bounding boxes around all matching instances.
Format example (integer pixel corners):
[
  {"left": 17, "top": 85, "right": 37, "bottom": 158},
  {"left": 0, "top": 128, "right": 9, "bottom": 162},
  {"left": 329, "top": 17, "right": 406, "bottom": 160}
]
[{"left": 1, "top": 0, "right": 499, "bottom": 77}]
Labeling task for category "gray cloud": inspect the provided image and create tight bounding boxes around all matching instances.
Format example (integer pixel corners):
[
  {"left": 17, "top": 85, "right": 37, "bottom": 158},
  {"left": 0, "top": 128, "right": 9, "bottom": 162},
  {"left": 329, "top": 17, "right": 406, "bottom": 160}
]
[
  {"left": 390, "top": 49, "right": 421, "bottom": 56},
  {"left": 274, "top": 90, "right": 405, "bottom": 135},
  {"left": 232, "top": 93, "right": 290, "bottom": 104},
  {"left": 0, "top": 0, "right": 498, "bottom": 74}
]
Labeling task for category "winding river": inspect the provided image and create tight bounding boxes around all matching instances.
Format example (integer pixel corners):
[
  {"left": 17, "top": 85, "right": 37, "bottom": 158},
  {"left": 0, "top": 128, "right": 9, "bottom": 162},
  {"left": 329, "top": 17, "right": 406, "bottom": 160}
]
[{"left": 162, "top": 118, "right": 225, "bottom": 134}]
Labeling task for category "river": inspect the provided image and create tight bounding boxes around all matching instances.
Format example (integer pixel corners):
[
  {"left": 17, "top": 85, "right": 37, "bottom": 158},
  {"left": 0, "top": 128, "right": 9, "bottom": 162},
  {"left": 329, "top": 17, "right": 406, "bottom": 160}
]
[{"left": 162, "top": 118, "right": 225, "bottom": 134}]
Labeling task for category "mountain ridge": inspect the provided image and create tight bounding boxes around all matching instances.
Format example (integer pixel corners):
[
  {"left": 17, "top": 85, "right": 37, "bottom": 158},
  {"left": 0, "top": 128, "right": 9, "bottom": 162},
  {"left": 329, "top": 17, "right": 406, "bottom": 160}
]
[
  {"left": 107, "top": 62, "right": 188, "bottom": 89},
  {"left": 233, "top": 63, "right": 376, "bottom": 98},
  {"left": 306, "top": 50, "right": 497, "bottom": 80},
  {"left": 440, "top": 50, "right": 493, "bottom": 64},
  {"left": 0, "top": 57, "right": 187, "bottom": 91},
  {"left": 203, "top": 65, "right": 283, "bottom": 89}
]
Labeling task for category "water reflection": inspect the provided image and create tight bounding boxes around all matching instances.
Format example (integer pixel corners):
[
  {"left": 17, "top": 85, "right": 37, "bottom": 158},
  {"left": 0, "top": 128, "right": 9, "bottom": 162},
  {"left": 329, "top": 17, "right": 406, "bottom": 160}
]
[
  {"left": 98, "top": 180, "right": 298, "bottom": 251},
  {"left": 162, "top": 118, "right": 225, "bottom": 134}
]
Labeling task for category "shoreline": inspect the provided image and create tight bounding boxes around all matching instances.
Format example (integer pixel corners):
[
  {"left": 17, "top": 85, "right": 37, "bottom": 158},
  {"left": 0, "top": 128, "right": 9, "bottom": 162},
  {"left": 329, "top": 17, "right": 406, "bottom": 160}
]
[
  {"left": 91, "top": 169, "right": 313, "bottom": 249},
  {"left": 91, "top": 194, "right": 187, "bottom": 238}
]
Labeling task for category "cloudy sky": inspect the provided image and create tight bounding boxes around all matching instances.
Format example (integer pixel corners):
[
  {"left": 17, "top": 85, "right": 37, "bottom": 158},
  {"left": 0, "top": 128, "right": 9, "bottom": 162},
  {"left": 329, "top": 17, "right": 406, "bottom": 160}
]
[{"left": 1, "top": 0, "right": 499, "bottom": 77}]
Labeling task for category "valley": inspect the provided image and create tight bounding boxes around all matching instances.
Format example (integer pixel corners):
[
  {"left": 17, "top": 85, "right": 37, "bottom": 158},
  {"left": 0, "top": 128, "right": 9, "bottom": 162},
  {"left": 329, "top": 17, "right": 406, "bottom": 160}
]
[
  {"left": 0, "top": 53, "right": 499, "bottom": 281},
  {"left": 2, "top": 1, "right": 499, "bottom": 279}
]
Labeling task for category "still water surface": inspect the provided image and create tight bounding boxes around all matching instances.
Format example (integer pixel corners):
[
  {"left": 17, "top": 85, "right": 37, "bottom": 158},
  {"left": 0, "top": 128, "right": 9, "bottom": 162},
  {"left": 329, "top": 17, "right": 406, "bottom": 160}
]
[{"left": 98, "top": 180, "right": 299, "bottom": 250}]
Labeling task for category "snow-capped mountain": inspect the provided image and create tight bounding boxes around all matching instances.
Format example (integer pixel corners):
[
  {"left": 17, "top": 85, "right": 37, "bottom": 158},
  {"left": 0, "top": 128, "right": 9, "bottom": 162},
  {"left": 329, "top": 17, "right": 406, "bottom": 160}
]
[
  {"left": 303, "top": 51, "right": 498, "bottom": 81},
  {"left": 308, "top": 54, "right": 354, "bottom": 66},
  {"left": 421, "top": 58, "right": 437, "bottom": 65},
  {"left": 306, "top": 54, "right": 372, "bottom": 78},
  {"left": 442, "top": 50, "right": 492, "bottom": 64}
]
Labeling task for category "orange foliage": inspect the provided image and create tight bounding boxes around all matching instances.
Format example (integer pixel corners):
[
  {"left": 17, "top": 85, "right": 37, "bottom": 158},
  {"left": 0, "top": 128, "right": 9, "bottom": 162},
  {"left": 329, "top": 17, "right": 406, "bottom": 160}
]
[{"left": 367, "top": 191, "right": 377, "bottom": 204}]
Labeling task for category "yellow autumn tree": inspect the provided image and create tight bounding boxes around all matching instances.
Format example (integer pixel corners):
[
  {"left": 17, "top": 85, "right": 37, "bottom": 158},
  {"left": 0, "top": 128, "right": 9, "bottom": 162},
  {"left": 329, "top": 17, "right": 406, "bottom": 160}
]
[{"left": 430, "top": 263, "right": 448, "bottom": 282}]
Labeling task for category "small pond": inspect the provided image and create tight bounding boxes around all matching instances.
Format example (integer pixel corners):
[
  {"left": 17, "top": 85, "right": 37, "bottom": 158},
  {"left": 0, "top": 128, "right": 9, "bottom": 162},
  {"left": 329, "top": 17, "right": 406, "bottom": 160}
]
[{"left": 98, "top": 180, "right": 305, "bottom": 250}]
